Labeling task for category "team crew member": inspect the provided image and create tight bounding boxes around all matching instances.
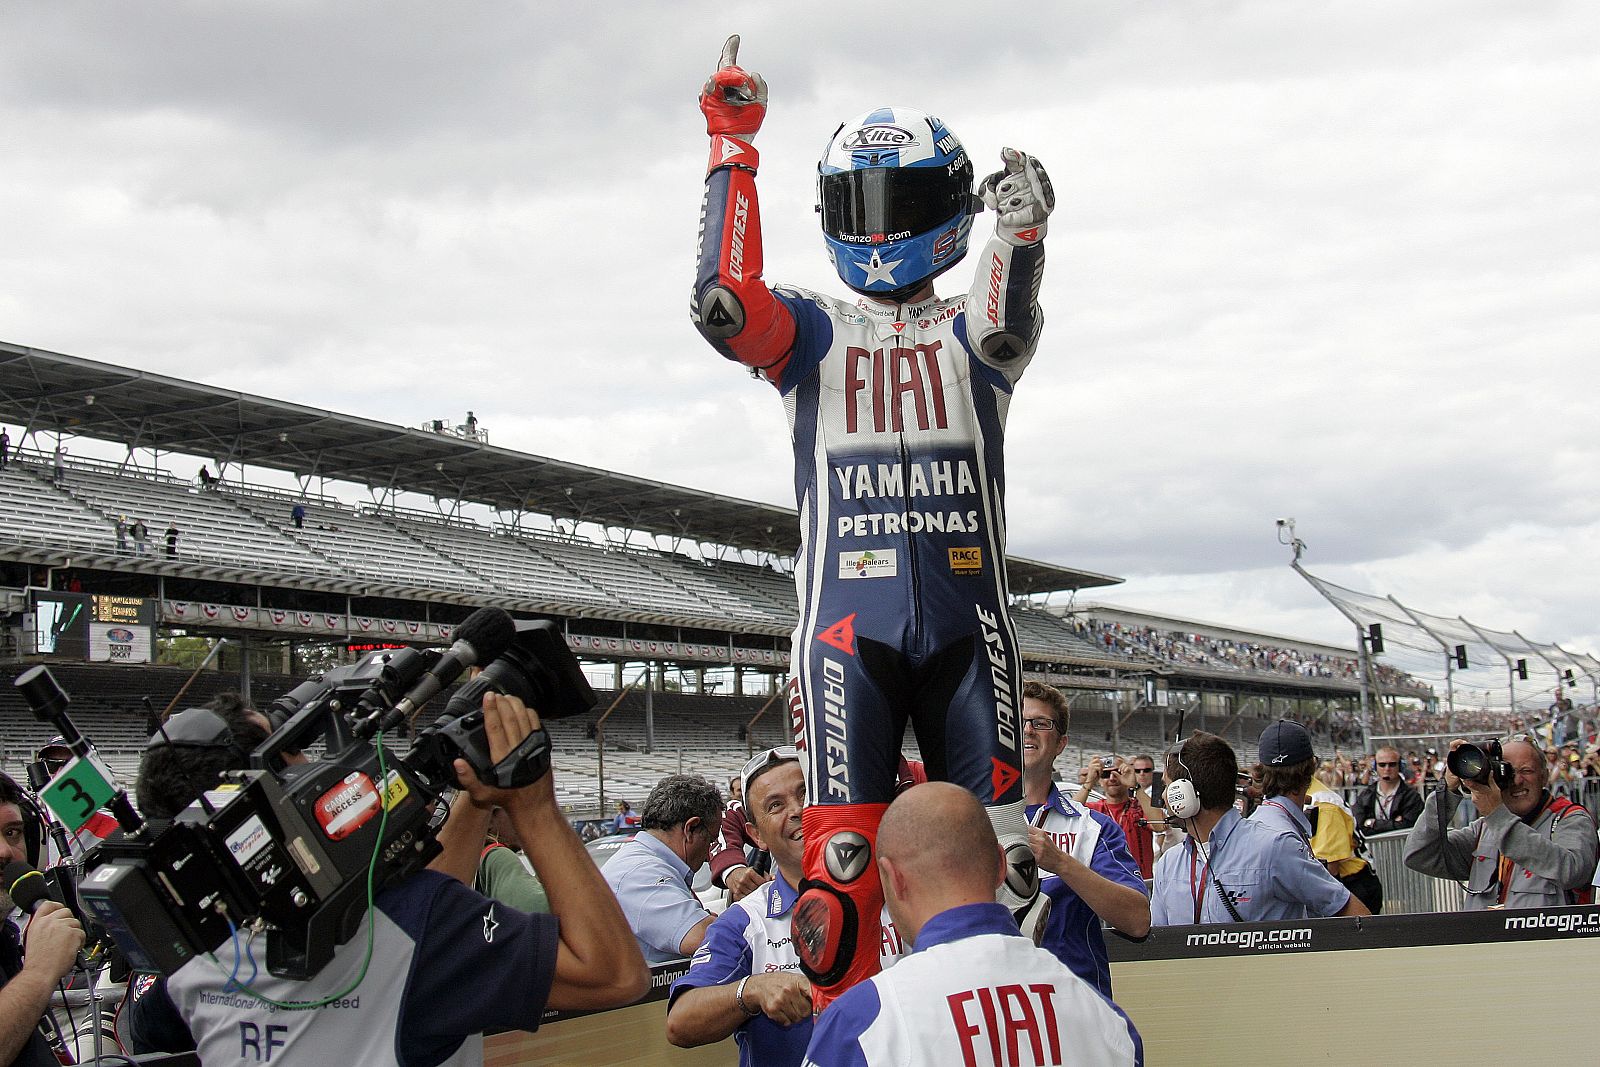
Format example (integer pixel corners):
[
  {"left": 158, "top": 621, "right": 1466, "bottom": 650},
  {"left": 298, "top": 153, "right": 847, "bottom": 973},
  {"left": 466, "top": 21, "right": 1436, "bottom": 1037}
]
[
  {"left": 802, "top": 784, "right": 1141, "bottom": 1067},
  {"left": 602, "top": 775, "right": 723, "bottom": 963},
  {"left": 1248, "top": 721, "right": 1380, "bottom": 916},
  {"left": 667, "top": 748, "right": 905, "bottom": 1066},
  {"left": 1404, "top": 736, "right": 1597, "bottom": 909},
  {"left": 130, "top": 695, "right": 647, "bottom": 1066},
  {"left": 2, "top": 771, "right": 86, "bottom": 1067},
  {"left": 1021, "top": 682, "right": 1150, "bottom": 997},
  {"left": 1353, "top": 745, "right": 1424, "bottom": 835},
  {"left": 694, "top": 35, "right": 1056, "bottom": 1006},
  {"left": 1151, "top": 731, "right": 1370, "bottom": 925}
]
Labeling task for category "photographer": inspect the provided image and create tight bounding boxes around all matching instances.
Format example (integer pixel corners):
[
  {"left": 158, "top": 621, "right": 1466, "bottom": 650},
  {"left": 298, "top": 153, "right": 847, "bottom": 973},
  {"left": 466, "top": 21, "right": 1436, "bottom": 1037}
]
[
  {"left": 2, "top": 770, "right": 86, "bottom": 1067},
  {"left": 129, "top": 692, "right": 647, "bottom": 1065},
  {"left": 1404, "top": 736, "right": 1598, "bottom": 910}
]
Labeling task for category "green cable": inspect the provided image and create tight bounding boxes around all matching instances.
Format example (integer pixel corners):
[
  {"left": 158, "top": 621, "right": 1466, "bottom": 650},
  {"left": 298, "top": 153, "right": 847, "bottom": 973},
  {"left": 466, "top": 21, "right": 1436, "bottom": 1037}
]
[{"left": 203, "top": 733, "right": 392, "bottom": 1010}]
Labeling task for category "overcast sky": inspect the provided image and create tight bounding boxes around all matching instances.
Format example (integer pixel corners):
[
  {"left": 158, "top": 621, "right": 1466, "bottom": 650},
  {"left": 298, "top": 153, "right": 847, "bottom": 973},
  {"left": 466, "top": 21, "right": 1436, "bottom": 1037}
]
[{"left": 3, "top": 2, "right": 1596, "bottom": 683}]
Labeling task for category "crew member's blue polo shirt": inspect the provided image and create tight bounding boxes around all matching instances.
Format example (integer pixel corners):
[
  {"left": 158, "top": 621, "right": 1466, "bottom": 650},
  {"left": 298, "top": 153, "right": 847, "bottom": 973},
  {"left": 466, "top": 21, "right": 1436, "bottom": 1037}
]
[
  {"left": 1150, "top": 808, "right": 1349, "bottom": 924},
  {"left": 1025, "top": 785, "right": 1148, "bottom": 997},
  {"left": 601, "top": 831, "right": 710, "bottom": 963}
]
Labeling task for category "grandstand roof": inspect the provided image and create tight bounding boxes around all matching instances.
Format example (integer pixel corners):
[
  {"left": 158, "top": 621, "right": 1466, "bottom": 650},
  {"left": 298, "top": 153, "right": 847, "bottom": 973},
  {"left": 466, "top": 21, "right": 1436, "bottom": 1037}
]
[{"left": 0, "top": 341, "right": 1121, "bottom": 594}]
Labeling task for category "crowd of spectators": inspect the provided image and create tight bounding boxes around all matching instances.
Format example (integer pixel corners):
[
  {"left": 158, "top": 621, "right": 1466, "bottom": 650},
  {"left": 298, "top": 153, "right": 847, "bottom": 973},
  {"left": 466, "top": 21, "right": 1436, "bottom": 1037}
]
[{"left": 1072, "top": 617, "right": 1415, "bottom": 689}]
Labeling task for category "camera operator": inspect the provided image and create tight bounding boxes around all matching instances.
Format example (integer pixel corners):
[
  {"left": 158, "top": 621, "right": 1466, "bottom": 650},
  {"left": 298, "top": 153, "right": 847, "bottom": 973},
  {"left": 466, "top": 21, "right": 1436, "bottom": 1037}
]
[
  {"left": 1, "top": 770, "right": 85, "bottom": 1067},
  {"left": 1404, "top": 736, "right": 1597, "bottom": 910},
  {"left": 128, "top": 692, "right": 647, "bottom": 1065}
]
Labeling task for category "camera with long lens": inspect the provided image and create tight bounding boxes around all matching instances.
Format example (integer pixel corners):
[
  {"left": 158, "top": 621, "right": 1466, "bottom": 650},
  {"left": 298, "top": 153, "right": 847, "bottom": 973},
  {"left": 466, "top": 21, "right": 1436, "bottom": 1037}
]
[
  {"left": 1446, "top": 739, "right": 1514, "bottom": 789},
  {"left": 13, "top": 609, "right": 594, "bottom": 982}
]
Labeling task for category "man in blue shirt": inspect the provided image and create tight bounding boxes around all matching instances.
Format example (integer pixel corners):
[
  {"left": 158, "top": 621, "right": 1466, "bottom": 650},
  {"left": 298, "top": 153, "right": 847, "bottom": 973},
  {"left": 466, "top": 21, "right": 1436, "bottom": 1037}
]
[
  {"left": 602, "top": 774, "right": 723, "bottom": 963},
  {"left": 668, "top": 747, "right": 905, "bottom": 1066},
  {"left": 1151, "top": 731, "right": 1368, "bottom": 925},
  {"left": 803, "top": 783, "right": 1141, "bottom": 1066},
  {"left": 1021, "top": 681, "right": 1150, "bottom": 996}
]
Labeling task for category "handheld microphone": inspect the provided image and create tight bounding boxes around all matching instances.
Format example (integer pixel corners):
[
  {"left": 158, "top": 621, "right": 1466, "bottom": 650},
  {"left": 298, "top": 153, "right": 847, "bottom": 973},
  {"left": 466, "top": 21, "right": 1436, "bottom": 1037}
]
[
  {"left": 393, "top": 607, "right": 518, "bottom": 722},
  {"left": 3, "top": 859, "right": 87, "bottom": 970}
]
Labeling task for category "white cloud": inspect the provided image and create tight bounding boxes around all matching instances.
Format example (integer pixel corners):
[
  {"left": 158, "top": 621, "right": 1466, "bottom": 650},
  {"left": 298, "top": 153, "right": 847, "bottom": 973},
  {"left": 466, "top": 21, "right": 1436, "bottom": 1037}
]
[{"left": 2, "top": 0, "right": 1596, "bottom": 654}]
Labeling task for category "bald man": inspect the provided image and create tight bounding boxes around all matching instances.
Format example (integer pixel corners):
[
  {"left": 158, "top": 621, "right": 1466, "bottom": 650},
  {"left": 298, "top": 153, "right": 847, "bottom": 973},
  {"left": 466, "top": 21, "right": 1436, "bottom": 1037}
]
[{"left": 802, "top": 784, "right": 1142, "bottom": 1067}]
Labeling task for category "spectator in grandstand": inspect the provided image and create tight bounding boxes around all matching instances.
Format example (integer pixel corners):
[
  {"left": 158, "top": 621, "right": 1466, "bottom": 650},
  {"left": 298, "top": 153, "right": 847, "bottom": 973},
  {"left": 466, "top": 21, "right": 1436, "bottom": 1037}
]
[
  {"left": 164, "top": 523, "right": 178, "bottom": 559},
  {"left": 710, "top": 774, "right": 768, "bottom": 903},
  {"left": 801, "top": 783, "right": 1142, "bottom": 1067},
  {"left": 1249, "top": 721, "right": 1384, "bottom": 914},
  {"left": 1151, "top": 730, "right": 1370, "bottom": 924},
  {"left": 1404, "top": 736, "right": 1598, "bottom": 909},
  {"left": 127, "top": 690, "right": 647, "bottom": 1064},
  {"left": 0, "top": 426, "right": 9, "bottom": 468},
  {"left": 1550, "top": 688, "right": 1577, "bottom": 745},
  {"left": 611, "top": 799, "right": 642, "bottom": 834},
  {"left": 49, "top": 445, "right": 63, "bottom": 486},
  {"left": 602, "top": 774, "right": 723, "bottom": 963},
  {"left": 2, "top": 770, "right": 87, "bottom": 1067},
  {"left": 196, "top": 465, "right": 215, "bottom": 490},
  {"left": 1022, "top": 681, "right": 1150, "bottom": 998},
  {"left": 1073, "top": 747, "right": 1164, "bottom": 881},
  {"left": 464, "top": 411, "right": 478, "bottom": 438},
  {"left": 668, "top": 747, "right": 906, "bottom": 1066},
  {"left": 1354, "top": 745, "right": 1424, "bottom": 835},
  {"left": 290, "top": 502, "right": 306, "bottom": 528},
  {"left": 130, "top": 517, "right": 149, "bottom": 556}
]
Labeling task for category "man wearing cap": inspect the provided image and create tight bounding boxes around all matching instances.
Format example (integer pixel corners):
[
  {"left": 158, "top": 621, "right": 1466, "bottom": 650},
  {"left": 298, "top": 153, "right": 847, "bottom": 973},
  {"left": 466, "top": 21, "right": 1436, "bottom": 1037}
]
[
  {"left": 1250, "top": 721, "right": 1382, "bottom": 915},
  {"left": 667, "top": 748, "right": 904, "bottom": 1066},
  {"left": 1151, "top": 731, "right": 1370, "bottom": 925}
]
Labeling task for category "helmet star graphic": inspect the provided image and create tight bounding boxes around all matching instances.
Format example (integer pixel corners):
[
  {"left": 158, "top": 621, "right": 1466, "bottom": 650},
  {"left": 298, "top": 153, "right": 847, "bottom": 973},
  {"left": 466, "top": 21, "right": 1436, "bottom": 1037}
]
[{"left": 857, "top": 248, "right": 904, "bottom": 286}]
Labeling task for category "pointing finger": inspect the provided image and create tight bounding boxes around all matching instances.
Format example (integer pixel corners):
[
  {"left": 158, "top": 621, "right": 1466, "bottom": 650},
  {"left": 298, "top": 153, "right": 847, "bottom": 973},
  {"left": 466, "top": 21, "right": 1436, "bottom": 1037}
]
[{"left": 719, "top": 34, "right": 740, "bottom": 70}]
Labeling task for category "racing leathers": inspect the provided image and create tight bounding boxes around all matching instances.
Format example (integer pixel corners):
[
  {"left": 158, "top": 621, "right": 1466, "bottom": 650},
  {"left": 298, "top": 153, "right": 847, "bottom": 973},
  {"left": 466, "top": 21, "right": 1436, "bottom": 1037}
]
[{"left": 693, "top": 105, "right": 1048, "bottom": 1010}]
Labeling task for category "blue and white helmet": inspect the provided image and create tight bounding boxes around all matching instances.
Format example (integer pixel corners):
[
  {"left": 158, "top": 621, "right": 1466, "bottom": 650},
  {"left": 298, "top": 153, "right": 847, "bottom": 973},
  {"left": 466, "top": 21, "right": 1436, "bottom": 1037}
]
[{"left": 817, "top": 106, "right": 978, "bottom": 301}]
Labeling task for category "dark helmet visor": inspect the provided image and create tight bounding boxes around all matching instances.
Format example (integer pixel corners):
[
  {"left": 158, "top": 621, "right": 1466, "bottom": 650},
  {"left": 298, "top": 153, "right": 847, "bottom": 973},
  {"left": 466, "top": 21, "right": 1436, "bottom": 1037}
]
[{"left": 820, "top": 164, "right": 972, "bottom": 243}]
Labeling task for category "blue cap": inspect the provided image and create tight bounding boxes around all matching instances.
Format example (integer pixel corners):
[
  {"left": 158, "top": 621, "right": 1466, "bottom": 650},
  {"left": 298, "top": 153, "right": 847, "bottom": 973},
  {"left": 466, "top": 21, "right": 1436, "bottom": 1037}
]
[{"left": 1258, "top": 720, "right": 1315, "bottom": 767}]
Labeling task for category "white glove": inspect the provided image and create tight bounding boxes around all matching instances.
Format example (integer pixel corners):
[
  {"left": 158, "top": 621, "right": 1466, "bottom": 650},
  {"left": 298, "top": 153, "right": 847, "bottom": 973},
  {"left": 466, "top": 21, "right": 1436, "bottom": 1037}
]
[{"left": 979, "top": 148, "right": 1054, "bottom": 246}]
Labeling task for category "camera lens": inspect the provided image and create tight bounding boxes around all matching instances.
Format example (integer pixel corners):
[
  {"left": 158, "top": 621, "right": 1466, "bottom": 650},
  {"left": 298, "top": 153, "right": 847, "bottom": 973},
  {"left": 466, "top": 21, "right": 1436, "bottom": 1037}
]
[{"left": 1446, "top": 743, "right": 1488, "bottom": 784}]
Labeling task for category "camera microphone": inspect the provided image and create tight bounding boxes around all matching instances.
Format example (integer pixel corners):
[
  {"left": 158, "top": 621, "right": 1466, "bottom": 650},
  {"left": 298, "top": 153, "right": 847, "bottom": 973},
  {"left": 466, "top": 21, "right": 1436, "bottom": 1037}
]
[
  {"left": 3, "top": 860, "right": 87, "bottom": 970},
  {"left": 393, "top": 607, "right": 518, "bottom": 722}
]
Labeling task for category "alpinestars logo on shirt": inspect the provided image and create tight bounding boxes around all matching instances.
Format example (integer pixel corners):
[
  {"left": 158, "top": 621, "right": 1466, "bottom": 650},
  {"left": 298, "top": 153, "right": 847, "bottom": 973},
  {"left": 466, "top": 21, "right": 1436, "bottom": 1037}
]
[{"left": 483, "top": 905, "right": 500, "bottom": 943}]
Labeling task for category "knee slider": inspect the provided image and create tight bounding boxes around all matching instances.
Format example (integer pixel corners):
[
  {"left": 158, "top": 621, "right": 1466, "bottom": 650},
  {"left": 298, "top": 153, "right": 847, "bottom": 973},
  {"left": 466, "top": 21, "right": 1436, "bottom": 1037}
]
[{"left": 793, "top": 825, "right": 875, "bottom": 987}]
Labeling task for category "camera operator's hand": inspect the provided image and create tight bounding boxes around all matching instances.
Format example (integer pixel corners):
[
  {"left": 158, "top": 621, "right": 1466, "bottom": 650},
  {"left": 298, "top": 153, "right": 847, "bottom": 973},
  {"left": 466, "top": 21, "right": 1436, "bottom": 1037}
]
[
  {"left": 1081, "top": 760, "right": 1103, "bottom": 789},
  {"left": 453, "top": 692, "right": 553, "bottom": 814},
  {"left": 22, "top": 901, "right": 84, "bottom": 982},
  {"left": 1441, "top": 739, "right": 1467, "bottom": 794},
  {"left": 1112, "top": 758, "right": 1138, "bottom": 791}
]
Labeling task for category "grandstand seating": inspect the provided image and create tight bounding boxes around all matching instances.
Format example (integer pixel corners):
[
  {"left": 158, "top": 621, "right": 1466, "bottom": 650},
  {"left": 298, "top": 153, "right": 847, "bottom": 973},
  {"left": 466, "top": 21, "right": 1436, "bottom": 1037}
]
[
  {"left": 0, "top": 463, "right": 123, "bottom": 553},
  {"left": 48, "top": 458, "right": 334, "bottom": 575}
]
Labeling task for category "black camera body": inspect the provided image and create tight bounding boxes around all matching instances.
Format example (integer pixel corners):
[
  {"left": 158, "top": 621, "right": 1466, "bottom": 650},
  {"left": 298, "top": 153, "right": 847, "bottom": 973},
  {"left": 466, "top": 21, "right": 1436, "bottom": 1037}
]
[
  {"left": 1446, "top": 739, "right": 1514, "bottom": 790},
  {"left": 23, "top": 614, "right": 595, "bottom": 981}
]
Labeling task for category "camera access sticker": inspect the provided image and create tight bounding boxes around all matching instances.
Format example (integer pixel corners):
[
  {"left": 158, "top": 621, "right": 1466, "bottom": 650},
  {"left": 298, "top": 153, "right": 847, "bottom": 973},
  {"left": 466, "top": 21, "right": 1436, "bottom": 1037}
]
[{"left": 315, "top": 771, "right": 382, "bottom": 841}]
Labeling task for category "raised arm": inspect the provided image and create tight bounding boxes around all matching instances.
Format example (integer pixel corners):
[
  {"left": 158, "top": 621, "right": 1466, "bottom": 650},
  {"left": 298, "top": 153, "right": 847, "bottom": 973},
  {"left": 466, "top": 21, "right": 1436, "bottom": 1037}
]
[
  {"left": 692, "top": 34, "right": 796, "bottom": 378},
  {"left": 962, "top": 148, "right": 1054, "bottom": 377}
]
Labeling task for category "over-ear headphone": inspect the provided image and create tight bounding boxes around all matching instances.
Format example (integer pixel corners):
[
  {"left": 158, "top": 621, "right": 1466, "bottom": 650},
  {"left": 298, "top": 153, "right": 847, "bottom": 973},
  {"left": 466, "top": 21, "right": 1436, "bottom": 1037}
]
[{"left": 1163, "top": 736, "right": 1202, "bottom": 821}]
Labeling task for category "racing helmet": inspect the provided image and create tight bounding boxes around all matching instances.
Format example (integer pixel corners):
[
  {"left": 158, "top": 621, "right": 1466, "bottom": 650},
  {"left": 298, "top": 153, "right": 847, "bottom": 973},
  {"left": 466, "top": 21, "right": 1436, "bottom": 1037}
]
[{"left": 817, "top": 106, "right": 978, "bottom": 301}]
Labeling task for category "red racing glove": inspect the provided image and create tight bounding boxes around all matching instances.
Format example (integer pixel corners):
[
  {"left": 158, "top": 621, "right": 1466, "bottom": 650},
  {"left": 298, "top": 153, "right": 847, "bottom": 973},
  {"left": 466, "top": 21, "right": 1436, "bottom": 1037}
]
[{"left": 699, "top": 34, "right": 768, "bottom": 141}]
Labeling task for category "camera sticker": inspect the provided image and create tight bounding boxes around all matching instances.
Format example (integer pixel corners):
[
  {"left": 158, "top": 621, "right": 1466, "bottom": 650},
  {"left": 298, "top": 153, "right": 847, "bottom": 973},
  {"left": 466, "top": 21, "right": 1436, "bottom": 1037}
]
[{"left": 315, "top": 771, "right": 381, "bottom": 841}]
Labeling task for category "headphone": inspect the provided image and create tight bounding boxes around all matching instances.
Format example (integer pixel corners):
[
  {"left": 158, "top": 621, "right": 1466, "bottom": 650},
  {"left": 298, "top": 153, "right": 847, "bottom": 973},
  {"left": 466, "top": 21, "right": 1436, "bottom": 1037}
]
[{"left": 1163, "top": 723, "right": 1202, "bottom": 821}]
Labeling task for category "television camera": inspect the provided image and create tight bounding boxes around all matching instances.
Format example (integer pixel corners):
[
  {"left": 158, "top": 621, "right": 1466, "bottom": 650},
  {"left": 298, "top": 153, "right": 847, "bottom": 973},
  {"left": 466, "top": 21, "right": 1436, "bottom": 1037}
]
[{"left": 13, "top": 608, "right": 594, "bottom": 982}]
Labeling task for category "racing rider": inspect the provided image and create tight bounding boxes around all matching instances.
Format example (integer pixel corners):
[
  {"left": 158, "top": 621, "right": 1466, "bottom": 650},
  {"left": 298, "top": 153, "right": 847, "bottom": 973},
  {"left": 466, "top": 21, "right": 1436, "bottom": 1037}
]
[{"left": 693, "top": 35, "right": 1055, "bottom": 1008}]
